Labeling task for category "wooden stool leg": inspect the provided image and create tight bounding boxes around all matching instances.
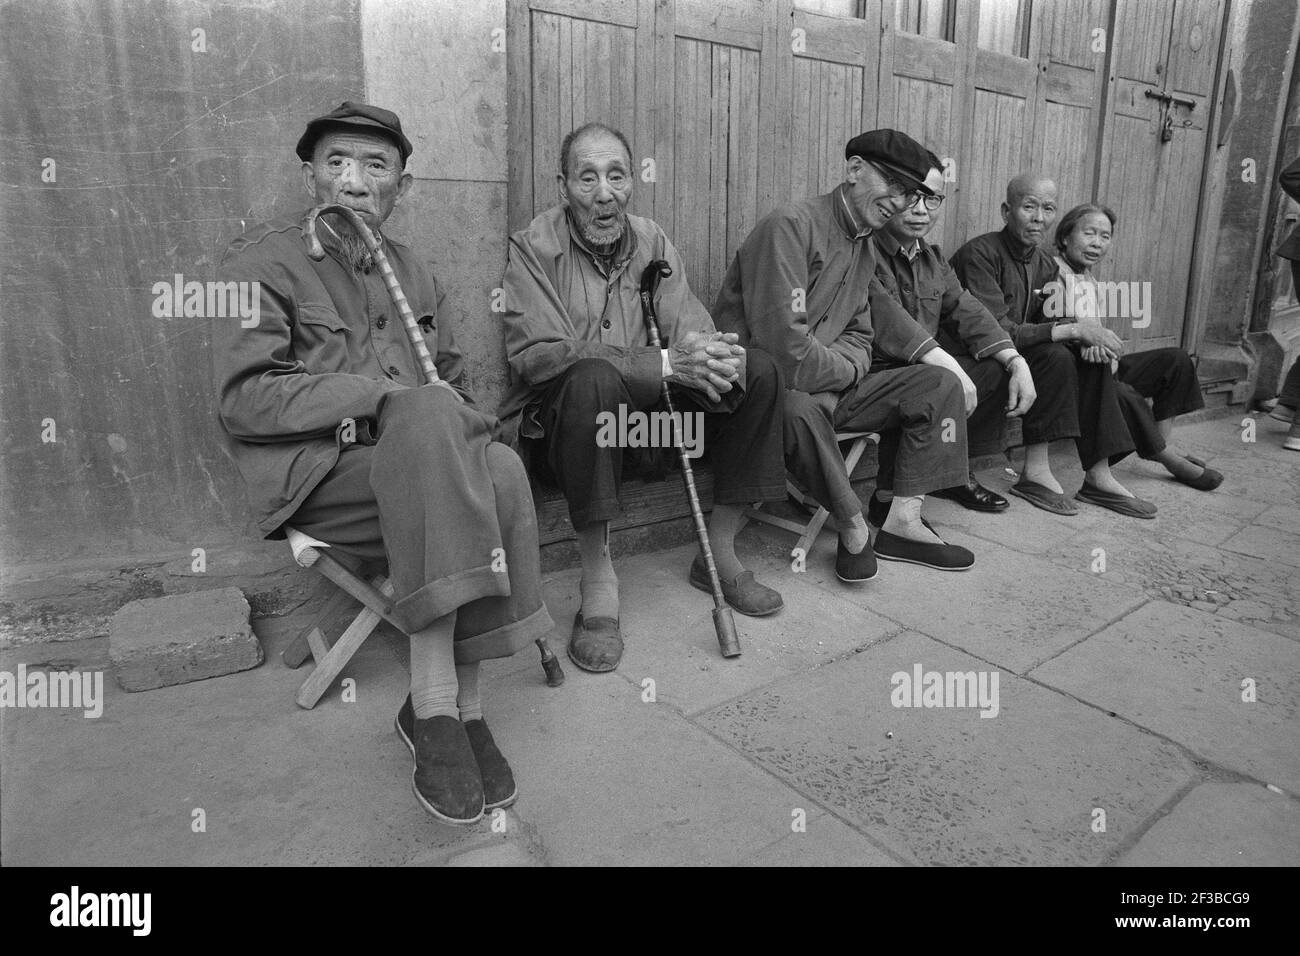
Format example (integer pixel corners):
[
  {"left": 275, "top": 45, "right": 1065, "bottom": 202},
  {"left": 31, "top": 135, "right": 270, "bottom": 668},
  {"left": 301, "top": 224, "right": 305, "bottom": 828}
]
[
  {"left": 296, "top": 605, "right": 384, "bottom": 709},
  {"left": 284, "top": 584, "right": 354, "bottom": 669}
]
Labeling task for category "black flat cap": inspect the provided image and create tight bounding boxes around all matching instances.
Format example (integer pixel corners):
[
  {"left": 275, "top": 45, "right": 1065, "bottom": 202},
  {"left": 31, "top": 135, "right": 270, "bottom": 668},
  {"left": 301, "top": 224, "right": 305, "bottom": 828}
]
[
  {"left": 845, "top": 129, "right": 941, "bottom": 195},
  {"left": 296, "top": 101, "right": 413, "bottom": 165}
]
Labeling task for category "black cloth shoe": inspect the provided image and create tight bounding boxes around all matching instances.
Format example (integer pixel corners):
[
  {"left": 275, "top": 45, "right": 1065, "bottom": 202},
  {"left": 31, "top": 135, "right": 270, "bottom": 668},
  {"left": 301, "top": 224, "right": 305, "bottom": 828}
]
[
  {"left": 930, "top": 473, "right": 1009, "bottom": 512},
  {"left": 464, "top": 719, "right": 517, "bottom": 810},
  {"left": 873, "top": 529, "right": 975, "bottom": 571},
  {"left": 397, "top": 701, "right": 484, "bottom": 825},
  {"left": 835, "top": 536, "right": 878, "bottom": 583},
  {"left": 867, "top": 493, "right": 936, "bottom": 533},
  {"left": 567, "top": 612, "right": 623, "bottom": 672},
  {"left": 689, "top": 554, "right": 784, "bottom": 616}
]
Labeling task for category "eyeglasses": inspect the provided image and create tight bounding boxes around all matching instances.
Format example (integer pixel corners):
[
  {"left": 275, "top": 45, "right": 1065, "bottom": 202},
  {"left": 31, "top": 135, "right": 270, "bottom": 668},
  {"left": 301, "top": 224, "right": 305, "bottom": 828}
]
[
  {"left": 913, "top": 193, "right": 945, "bottom": 211},
  {"left": 867, "top": 161, "right": 925, "bottom": 206}
]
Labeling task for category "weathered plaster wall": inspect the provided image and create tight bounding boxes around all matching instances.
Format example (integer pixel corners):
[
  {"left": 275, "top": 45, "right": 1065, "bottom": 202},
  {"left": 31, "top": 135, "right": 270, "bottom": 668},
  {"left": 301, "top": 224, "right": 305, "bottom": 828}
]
[
  {"left": 361, "top": 0, "right": 511, "bottom": 402},
  {"left": 1202, "top": 0, "right": 1300, "bottom": 348},
  {"left": 0, "top": 0, "right": 367, "bottom": 568}
]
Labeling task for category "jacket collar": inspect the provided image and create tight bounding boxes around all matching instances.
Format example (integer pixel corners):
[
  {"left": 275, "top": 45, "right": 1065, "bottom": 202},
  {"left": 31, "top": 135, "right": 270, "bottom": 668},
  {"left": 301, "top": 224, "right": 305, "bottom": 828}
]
[
  {"left": 565, "top": 207, "right": 637, "bottom": 275},
  {"left": 999, "top": 226, "right": 1040, "bottom": 264},
  {"left": 832, "top": 184, "right": 873, "bottom": 241}
]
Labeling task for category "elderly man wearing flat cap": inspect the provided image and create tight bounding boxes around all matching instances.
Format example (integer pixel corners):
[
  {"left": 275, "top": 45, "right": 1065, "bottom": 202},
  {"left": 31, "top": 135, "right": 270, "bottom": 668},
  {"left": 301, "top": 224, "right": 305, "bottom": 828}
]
[
  {"left": 713, "top": 129, "right": 979, "bottom": 577},
  {"left": 213, "top": 102, "right": 555, "bottom": 826}
]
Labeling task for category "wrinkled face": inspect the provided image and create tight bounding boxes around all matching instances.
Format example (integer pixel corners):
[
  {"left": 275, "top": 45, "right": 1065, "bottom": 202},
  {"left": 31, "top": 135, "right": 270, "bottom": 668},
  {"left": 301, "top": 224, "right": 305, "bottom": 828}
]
[
  {"left": 845, "top": 157, "right": 917, "bottom": 230},
  {"left": 1061, "top": 211, "right": 1114, "bottom": 271},
  {"left": 559, "top": 131, "right": 633, "bottom": 247},
  {"left": 1001, "top": 179, "right": 1058, "bottom": 247},
  {"left": 302, "top": 129, "right": 411, "bottom": 230},
  {"left": 886, "top": 167, "right": 947, "bottom": 242}
]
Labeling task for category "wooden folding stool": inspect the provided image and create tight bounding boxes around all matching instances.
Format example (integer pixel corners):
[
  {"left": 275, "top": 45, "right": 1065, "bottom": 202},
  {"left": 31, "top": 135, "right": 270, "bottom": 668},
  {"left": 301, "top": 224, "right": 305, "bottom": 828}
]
[
  {"left": 744, "top": 430, "right": 880, "bottom": 555},
  {"left": 281, "top": 527, "right": 564, "bottom": 709}
]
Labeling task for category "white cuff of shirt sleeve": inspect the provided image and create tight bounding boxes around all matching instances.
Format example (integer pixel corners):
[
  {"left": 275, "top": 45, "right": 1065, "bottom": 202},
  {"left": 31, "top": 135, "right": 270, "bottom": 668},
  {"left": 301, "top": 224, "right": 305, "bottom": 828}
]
[{"left": 661, "top": 348, "right": 672, "bottom": 378}]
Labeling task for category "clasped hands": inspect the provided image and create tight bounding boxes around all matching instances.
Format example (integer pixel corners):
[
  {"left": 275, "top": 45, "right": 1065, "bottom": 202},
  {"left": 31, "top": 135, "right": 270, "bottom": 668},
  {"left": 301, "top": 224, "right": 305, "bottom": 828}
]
[
  {"left": 1075, "top": 321, "right": 1124, "bottom": 370},
  {"left": 666, "top": 330, "right": 746, "bottom": 403}
]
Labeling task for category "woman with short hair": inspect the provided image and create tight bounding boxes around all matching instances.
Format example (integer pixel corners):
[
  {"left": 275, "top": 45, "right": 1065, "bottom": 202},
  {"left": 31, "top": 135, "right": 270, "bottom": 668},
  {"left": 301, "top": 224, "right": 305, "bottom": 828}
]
[{"left": 1052, "top": 203, "right": 1223, "bottom": 491}]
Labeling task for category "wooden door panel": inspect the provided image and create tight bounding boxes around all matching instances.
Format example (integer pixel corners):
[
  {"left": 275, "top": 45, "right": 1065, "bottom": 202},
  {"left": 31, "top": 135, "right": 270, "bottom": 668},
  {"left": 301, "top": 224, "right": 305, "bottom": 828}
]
[
  {"left": 530, "top": 11, "right": 639, "bottom": 220},
  {"left": 1113, "top": 0, "right": 1174, "bottom": 82},
  {"left": 958, "top": 89, "right": 1026, "bottom": 243},
  {"left": 1044, "top": 0, "right": 1111, "bottom": 68},
  {"left": 672, "top": 36, "right": 760, "bottom": 303},
  {"left": 1042, "top": 101, "right": 1096, "bottom": 214},
  {"left": 790, "top": 57, "right": 866, "bottom": 203},
  {"left": 1166, "top": 0, "right": 1223, "bottom": 97},
  {"left": 894, "top": 32, "right": 958, "bottom": 84}
]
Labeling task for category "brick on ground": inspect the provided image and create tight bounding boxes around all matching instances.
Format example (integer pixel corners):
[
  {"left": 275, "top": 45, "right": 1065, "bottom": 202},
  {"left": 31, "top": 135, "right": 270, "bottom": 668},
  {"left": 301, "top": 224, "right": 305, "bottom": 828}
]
[{"left": 110, "top": 587, "right": 262, "bottom": 691}]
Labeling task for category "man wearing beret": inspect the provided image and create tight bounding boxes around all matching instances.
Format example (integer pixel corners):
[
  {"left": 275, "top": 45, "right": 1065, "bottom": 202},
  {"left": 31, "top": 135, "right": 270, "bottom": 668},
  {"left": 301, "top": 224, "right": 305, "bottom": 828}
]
[
  {"left": 871, "top": 161, "right": 1042, "bottom": 516},
  {"left": 712, "top": 129, "right": 978, "bottom": 576},
  {"left": 498, "top": 122, "right": 788, "bottom": 674},
  {"left": 214, "top": 102, "right": 555, "bottom": 825}
]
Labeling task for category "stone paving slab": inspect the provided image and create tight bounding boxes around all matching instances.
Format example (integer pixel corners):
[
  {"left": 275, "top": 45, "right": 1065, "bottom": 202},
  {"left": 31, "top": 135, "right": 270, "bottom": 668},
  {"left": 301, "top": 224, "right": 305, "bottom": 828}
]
[
  {"left": 1048, "top": 523, "right": 1299, "bottom": 642},
  {"left": 797, "top": 534, "right": 1147, "bottom": 675},
  {"left": 1117, "top": 782, "right": 1300, "bottom": 867},
  {"left": 740, "top": 809, "right": 902, "bottom": 866},
  {"left": 698, "top": 630, "right": 1196, "bottom": 866},
  {"left": 1031, "top": 601, "right": 1300, "bottom": 793},
  {"left": 1178, "top": 415, "right": 1300, "bottom": 505},
  {"left": 0, "top": 632, "right": 486, "bottom": 865},
  {"left": 1219, "top": 522, "right": 1300, "bottom": 569},
  {"left": 610, "top": 545, "right": 903, "bottom": 717},
  {"left": 495, "top": 669, "right": 851, "bottom": 866}
]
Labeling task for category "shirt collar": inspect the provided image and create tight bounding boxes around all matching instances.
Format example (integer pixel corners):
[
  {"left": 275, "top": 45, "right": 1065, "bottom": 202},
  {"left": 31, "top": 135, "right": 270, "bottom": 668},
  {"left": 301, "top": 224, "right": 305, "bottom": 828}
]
[
  {"left": 873, "top": 229, "right": 922, "bottom": 262},
  {"left": 833, "top": 184, "right": 873, "bottom": 241}
]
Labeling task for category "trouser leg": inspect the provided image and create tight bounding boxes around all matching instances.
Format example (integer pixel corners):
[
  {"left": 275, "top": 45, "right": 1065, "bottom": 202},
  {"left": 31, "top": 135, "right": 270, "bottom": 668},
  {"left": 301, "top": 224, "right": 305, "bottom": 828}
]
[
  {"left": 1282, "top": 357, "right": 1300, "bottom": 409},
  {"left": 1073, "top": 353, "right": 1136, "bottom": 468},
  {"left": 1018, "top": 342, "right": 1080, "bottom": 446},
  {"left": 535, "top": 358, "right": 634, "bottom": 528},
  {"left": 292, "top": 385, "right": 554, "bottom": 663},
  {"left": 1117, "top": 347, "right": 1205, "bottom": 422},
  {"left": 832, "top": 365, "right": 969, "bottom": 498},
  {"left": 957, "top": 355, "right": 1010, "bottom": 459},
  {"left": 671, "top": 347, "right": 787, "bottom": 505}
]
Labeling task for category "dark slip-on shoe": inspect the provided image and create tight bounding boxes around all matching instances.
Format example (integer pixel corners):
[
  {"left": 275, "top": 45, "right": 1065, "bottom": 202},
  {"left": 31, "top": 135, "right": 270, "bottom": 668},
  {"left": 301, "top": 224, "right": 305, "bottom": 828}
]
[
  {"left": 1074, "top": 482, "right": 1157, "bottom": 519},
  {"left": 1006, "top": 479, "right": 1079, "bottom": 516},
  {"left": 463, "top": 718, "right": 517, "bottom": 811},
  {"left": 689, "top": 554, "right": 783, "bottom": 616},
  {"left": 835, "top": 536, "right": 878, "bottom": 583},
  {"left": 408, "top": 712, "right": 484, "bottom": 826},
  {"left": 866, "top": 493, "right": 936, "bottom": 532},
  {"left": 873, "top": 529, "right": 975, "bottom": 571},
  {"left": 930, "top": 474, "right": 1010, "bottom": 512},
  {"left": 567, "top": 612, "right": 623, "bottom": 673},
  {"left": 1175, "top": 465, "right": 1223, "bottom": 491}
]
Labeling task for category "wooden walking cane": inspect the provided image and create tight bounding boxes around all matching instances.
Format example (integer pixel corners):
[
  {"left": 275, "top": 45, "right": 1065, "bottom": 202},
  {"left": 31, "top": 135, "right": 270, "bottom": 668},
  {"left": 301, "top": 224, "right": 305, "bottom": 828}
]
[
  {"left": 639, "top": 260, "right": 742, "bottom": 659},
  {"left": 302, "top": 203, "right": 565, "bottom": 686}
]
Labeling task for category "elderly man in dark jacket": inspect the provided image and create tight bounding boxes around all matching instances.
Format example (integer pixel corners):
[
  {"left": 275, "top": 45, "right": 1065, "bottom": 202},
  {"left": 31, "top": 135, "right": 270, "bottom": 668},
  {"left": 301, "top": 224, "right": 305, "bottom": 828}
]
[
  {"left": 713, "top": 130, "right": 979, "bottom": 578},
  {"left": 213, "top": 102, "right": 555, "bottom": 827}
]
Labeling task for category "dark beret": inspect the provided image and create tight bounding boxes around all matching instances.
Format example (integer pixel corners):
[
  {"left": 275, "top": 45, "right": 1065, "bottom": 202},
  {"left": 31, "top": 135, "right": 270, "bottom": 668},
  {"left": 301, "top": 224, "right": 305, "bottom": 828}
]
[
  {"left": 296, "top": 101, "right": 413, "bottom": 165},
  {"left": 844, "top": 129, "right": 942, "bottom": 196}
]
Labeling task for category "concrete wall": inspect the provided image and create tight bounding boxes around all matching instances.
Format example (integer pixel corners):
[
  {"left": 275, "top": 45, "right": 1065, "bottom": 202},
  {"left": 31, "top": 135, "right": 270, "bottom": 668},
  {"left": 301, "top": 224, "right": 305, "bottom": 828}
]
[
  {"left": 0, "top": 0, "right": 367, "bottom": 568},
  {"left": 0, "top": 0, "right": 512, "bottom": 572},
  {"left": 360, "top": 0, "right": 510, "bottom": 402},
  {"left": 1201, "top": 0, "right": 1300, "bottom": 350}
]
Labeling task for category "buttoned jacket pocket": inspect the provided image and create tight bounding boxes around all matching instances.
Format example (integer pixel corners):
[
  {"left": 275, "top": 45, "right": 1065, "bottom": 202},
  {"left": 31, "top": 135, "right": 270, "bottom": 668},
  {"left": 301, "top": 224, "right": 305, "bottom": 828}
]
[{"left": 293, "top": 303, "right": 351, "bottom": 371}]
